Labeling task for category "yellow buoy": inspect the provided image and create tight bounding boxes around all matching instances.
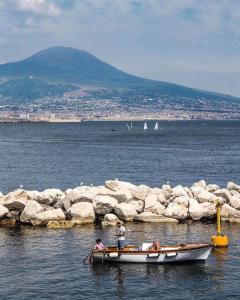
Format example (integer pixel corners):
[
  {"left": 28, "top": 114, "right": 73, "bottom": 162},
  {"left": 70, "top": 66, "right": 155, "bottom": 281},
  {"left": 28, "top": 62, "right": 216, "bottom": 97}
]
[{"left": 211, "top": 201, "right": 229, "bottom": 247}]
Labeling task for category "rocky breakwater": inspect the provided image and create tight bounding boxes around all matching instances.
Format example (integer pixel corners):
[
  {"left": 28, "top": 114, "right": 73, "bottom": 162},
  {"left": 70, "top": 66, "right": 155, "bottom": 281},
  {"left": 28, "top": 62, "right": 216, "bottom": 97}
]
[{"left": 0, "top": 179, "right": 240, "bottom": 228}]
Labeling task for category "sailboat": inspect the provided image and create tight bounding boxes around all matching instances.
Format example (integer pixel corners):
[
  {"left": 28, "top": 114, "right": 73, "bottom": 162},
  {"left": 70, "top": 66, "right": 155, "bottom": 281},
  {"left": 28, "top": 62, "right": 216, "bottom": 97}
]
[
  {"left": 126, "top": 123, "right": 130, "bottom": 131},
  {"left": 130, "top": 122, "right": 133, "bottom": 131},
  {"left": 144, "top": 121, "right": 148, "bottom": 131},
  {"left": 154, "top": 121, "right": 159, "bottom": 131}
]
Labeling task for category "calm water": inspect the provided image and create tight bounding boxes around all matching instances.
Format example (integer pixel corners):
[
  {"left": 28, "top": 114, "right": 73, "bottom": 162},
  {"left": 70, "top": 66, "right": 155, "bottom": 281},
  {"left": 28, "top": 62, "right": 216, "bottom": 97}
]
[{"left": 0, "top": 120, "right": 240, "bottom": 299}]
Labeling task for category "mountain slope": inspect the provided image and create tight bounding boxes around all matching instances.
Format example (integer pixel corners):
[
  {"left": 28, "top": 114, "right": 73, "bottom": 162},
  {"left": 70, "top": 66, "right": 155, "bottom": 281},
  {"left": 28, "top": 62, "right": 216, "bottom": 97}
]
[
  {"left": 0, "top": 77, "right": 78, "bottom": 103},
  {"left": 0, "top": 46, "right": 237, "bottom": 102}
]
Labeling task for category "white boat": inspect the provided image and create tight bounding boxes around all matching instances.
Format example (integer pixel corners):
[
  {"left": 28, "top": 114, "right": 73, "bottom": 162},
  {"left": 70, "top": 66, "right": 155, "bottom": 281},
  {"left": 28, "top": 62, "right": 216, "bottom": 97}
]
[
  {"left": 154, "top": 121, "right": 159, "bottom": 130},
  {"left": 91, "top": 243, "right": 212, "bottom": 264},
  {"left": 144, "top": 121, "right": 148, "bottom": 131}
]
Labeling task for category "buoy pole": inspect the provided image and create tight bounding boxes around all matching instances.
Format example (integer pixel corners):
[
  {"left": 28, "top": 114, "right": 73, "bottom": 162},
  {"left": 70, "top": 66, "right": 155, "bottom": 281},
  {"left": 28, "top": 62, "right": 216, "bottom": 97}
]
[
  {"left": 217, "top": 205, "right": 221, "bottom": 235},
  {"left": 211, "top": 199, "right": 229, "bottom": 247}
]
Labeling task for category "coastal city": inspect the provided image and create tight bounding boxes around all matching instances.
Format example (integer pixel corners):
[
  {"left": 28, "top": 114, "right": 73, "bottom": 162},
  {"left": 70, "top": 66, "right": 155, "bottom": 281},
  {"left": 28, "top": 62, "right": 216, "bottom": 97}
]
[{"left": 0, "top": 88, "right": 239, "bottom": 122}]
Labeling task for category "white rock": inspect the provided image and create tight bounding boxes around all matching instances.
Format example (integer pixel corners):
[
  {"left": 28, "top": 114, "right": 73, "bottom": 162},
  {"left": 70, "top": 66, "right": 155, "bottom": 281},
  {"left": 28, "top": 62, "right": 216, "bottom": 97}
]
[
  {"left": 95, "top": 186, "right": 132, "bottom": 202},
  {"left": 0, "top": 204, "right": 9, "bottom": 220},
  {"left": 127, "top": 200, "right": 144, "bottom": 213},
  {"left": 69, "top": 202, "right": 95, "bottom": 224},
  {"left": 214, "top": 189, "right": 232, "bottom": 202},
  {"left": 36, "top": 189, "right": 64, "bottom": 206},
  {"left": 192, "top": 180, "right": 207, "bottom": 189},
  {"left": 227, "top": 181, "right": 240, "bottom": 192},
  {"left": 2, "top": 189, "right": 28, "bottom": 212},
  {"left": 131, "top": 185, "right": 150, "bottom": 200},
  {"left": 65, "top": 189, "right": 95, "bottom": 204},
  {"left": 31, "top": 208, "right": 65, "bottom": 226},
  {"left": 195, "top": 190, "right": 216, "bottom": 203},
  {"left": 188, "top": 199, "right": 216, "bottom": 221},
  {"left": 206, "top": 184, "right": 220, "bottom": 192},
  {"left": 114, "top": 203, "right": 138, "bottom": 221},
  {"left": 144, "top": 194, "right": 165, "bottom": 215},
  {"left": 104, "top": 213, "right": 120, "bottom": 222},
  {"left": 93, "top": 195, "right": 118, "bottom": 215},
  {"left": 164, "top": 202, "right": 188, "bottom": 220},
  {"left": 221, "top": 204, "right": 240, "bottom": 218},
  {"left": 134, "top": 211, "right": 178, "bottom": 223},
  {"left": 173, "top": 196, "right": 189, "bottom": 207},
  {"left": 229, "top": 196, "right": 240, "bottom": 210},
  {"left": 171, "top": 185, "right": 188, "bottom": 198},
  {"left": 105, "top": 180, "right": 137, "bottom": 192},
  {"left": 101, "top": 213, "right": 121, "bottom": 226},
  {"left": 20, "top": 200, "right": 44, "bottom": 223}
]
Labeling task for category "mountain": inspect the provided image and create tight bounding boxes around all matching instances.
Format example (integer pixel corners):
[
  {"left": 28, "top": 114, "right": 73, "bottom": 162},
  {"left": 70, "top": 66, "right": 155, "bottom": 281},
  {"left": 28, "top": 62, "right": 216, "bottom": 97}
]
[
  {"left": 0, "top": 46, "right": 238, "bottom": 105},
  {"left": 0, "top": 77, "right": 78, "bottom": 103}
]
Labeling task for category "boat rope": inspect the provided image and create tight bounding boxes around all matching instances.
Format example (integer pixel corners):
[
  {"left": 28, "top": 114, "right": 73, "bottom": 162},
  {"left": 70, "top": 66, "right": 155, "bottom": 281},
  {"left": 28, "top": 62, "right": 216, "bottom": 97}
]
[
  {"left": 214, "top": 247, "right": 240, "bottom": 260},
  {"left": 82, "top": 255, "right": 91, "bottom": 264}
]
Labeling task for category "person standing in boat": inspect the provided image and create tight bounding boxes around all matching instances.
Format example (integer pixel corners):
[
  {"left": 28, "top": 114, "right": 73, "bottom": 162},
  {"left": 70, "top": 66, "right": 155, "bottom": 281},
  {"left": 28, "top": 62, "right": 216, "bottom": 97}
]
[{"left": 116, "top": 222, "right": 126, "bottom": 250}]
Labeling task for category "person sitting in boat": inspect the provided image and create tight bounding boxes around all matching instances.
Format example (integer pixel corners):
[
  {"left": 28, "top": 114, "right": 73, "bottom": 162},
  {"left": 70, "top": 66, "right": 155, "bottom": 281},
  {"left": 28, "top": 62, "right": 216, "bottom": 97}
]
[
  {"left": 116, "top": 222, "right": 126, "bottom": 250},
  {"left": 148, "top": 241, "right": 160, "bottom": 251},
  {"left": 94, "top": 239, "right": 104, "bottom": 250}
]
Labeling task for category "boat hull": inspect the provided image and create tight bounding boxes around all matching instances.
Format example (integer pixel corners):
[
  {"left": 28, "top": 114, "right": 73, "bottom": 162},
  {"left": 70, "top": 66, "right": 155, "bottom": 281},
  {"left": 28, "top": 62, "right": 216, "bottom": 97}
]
[{"left": 92, "top": 246, "right": 212, "bottom": 264}]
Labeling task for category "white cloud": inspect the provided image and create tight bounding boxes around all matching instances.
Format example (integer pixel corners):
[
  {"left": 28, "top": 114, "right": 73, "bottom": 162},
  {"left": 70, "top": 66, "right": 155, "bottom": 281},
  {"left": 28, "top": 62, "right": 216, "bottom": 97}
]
[{"left": 16, "top": 0, "right": 60, "bottom": 16}]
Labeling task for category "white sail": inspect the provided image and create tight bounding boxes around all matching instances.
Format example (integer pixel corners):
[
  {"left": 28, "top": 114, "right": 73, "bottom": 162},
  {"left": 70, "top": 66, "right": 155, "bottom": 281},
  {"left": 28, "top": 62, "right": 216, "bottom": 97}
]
[
  {"left": 126, "top": 123, "right": 130, "bottom": 131},
  {"left": 130, "top": 122, "right": 133, "bottom": 131},
  {"left": 154, "top": 121, "right": 159, "bottom": 130},
  {"left": 144, "top": 121, "right": 148, "bottom": 130}
]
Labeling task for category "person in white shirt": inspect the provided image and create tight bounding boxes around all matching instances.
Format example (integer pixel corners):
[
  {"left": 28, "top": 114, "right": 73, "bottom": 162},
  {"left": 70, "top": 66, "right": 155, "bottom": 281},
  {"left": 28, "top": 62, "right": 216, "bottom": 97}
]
[{"left": 116, "top": 221, "right": 126, "bottom": 250}]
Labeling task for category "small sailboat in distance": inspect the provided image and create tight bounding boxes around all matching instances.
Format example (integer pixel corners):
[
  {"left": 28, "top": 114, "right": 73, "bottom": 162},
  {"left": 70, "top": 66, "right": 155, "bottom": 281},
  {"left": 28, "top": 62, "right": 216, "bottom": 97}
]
[
  {"left": 144, "top": 121, "right": 148, "bottom": 131},
  {"left": 130, "top": 122, "right": 133, "bottom": 131},
  {"left": 154, "top": 121, "right": 159, "bottom": 131},
  {"left": 126, "top": 123, "right": 130, "bottom": 131}
]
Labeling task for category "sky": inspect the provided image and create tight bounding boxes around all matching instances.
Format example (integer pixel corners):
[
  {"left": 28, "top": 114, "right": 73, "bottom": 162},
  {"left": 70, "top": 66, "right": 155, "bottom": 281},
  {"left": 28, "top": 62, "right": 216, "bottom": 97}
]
[{"left": 0, "top": 0, "right": 240, "bottom": 96}]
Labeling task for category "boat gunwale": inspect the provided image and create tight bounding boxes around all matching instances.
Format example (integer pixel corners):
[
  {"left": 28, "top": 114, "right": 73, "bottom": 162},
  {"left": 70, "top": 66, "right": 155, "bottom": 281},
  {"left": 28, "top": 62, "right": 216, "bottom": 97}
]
[{"left": 92, "top": 243, "right": 212, "bottom": 255}]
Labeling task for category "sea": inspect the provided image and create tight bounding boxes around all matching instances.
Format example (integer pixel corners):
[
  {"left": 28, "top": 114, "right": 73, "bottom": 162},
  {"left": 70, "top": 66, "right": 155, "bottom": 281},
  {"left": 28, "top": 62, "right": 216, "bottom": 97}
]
[{"left": 0, "top": 120, "right": 240, "bottom": 299}]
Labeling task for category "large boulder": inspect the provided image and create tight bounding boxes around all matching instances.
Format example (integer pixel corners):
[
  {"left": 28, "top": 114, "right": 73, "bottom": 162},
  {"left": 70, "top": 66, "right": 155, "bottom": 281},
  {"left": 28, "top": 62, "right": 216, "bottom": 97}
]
[
  {"left": 206, "top": 184, "right": 220, "bottom": 192},
  {"left": 65, "top": 188, "right": 95, "bottom": 204},
  {"left": 2, "top": 189, "right": 28, "bottom": 212},
  {"left": 95, "top": 186, "right": 132, "bottom": 202},
  {"left": 229, "top": 195, "right": 240, "bottom": 210},
  {"left": 131, "top": 185, "right": 150, "bottom": 201},
  {"left": 69, "top": 202, "right": 95, "bottom": 224},
  {"left": 105, "top": 180, "right": 137, "bottom": 192},
  {"left": 195, "top": 190, "right": 216, "bottom": 203},
  {"left": 173, "top": 196, "right": 189, "bottom": 207},
  {"left": 214, "top": 189, "right": 232, "bottom": 202},
  {"left": 144, "top": 194, "right": 165, "bottom": 215},
  {"left": 127, "top": 200, "right": 144, "bottom": 213},
  {"left": 35, "top": 189, "right": 64, "bottom": 206},
  {"left": 227, "top": 181, "right": 240, "bottom": 192},
  {"left": 162, "top": 184, "right": 172, "bottom": 200},
  {"left": 114, "top": 203, "right": 138, "bottom": 221},
  {"left": 31, "top": 208, "right": 65, "bottom": 226},
  {"left": 0, "top": 204, "right": 9, "bottom": 220},
  {"left": 101, "top": 213, "right": 121, "bottom": 226},
  {"left": 192, "top": 180, "right": 207, "bottom": 189},
  {"left": 93, "top": 195, "right": 118, "bottom": 215},
  {"left": 171, "top": 185, "right": 188, "bottom": 199},
  {"left": 20, "top": 200, "right": 44, "bottom": 223},
  {"left": 189, "top": 199, "right": 216, "bottom": 221},
  {"left": 134, "top": 212, "right": 178, "bottom": 223},
  {"left": 164, "top": 202, "right": 188, "bottom": 220},
  {"left": 221, "top": 204, "right": 240, "bottom": 218}
]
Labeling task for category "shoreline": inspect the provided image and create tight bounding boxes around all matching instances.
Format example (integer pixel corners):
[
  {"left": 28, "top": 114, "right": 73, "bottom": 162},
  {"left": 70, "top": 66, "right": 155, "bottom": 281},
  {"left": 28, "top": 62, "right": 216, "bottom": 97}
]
[
  {"left": 0, "top": 179, "right": 240, "bottom": 229},
  {"left": 1, "top": 118, "right": 240, "bottom": 123}
]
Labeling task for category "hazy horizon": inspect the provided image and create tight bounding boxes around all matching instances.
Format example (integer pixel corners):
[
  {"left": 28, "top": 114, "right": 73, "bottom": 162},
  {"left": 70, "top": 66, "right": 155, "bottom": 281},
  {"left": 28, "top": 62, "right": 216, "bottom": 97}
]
[{"left": 0, "top": 0, "right": 239, "bottom": 97}]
